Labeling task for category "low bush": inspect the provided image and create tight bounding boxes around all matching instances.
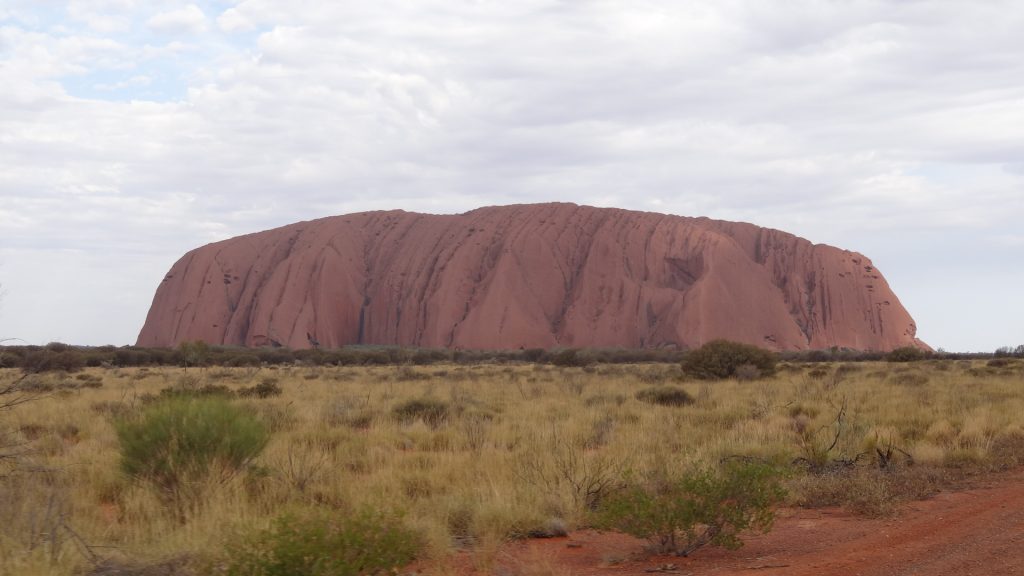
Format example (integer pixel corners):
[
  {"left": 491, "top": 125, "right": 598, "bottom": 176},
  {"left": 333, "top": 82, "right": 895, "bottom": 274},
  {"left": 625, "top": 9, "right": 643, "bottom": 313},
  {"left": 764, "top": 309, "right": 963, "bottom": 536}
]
[
  {"left": 115, "top": 397, "right": 269, "bottom": 494},
  {"left": 994, "top": 345, "right": 1024, "bottom": 358},
  {"left": 159, "top": 382, "right": 235, "bottom": 400},
  {"left": 733, "top": 363, "right": 761, "bottom": 381},
  {"left": 178, "top": 340, "right": 211, "bottom": 369},
  {"left": 593, "top": 461, "right": 786, "bottom": 556},
  {"left": 550, "top": 348, "right": 593, "bottom": 367},
  {"left": 322, "top": 400, "right": 376, "bottom": 430},
  {"left": 250, "top": 402, "right": 299, "bottom": 433},
  {"left": 633, "top": 365, "right": 684, "bottom": 384},
  {"left": 886, "top": 346, "right": 929, "bottom": 362},
  {"left": 635, "top": 386, "right": 694, "bottom": 407},
  {"left": 224, "top": 509, "right": 420, "bottom": 576},
  {"left": 521, "top": 348, "right": 547, "bottom": 363},
  {"left": 15, "top": 374, "right": 103, "bottom": 392},
  {"left": 392, "top": 398, "right": 449, "bottom": 428},
  {"left": 226, "top": 353, "right": 262, "bottom": 367},
  {"left": 240, "top": 377, "right": 283, "bottom": 398},
  {"left": 990, "top": 432, "right": 1024, "bottom": 470},
  {"left": 681, "top": 340, "right": 777, "bottom": 380},
  {"left": 891, "top": 371, "right": 929, "bottom": 386},
  {"left": 791, "top": 467, "right": 951, "bottom": 518},
  {"left": 392, "top": 366, "right": 432, "bottom": 382},
  {"left": 806, "top": 366, "right": 830, "bottom": 380},
  {"left": 20, "top": 349, "right": 86, "bottom": 373},
  {"left": 74, "top": 373, "right": 104, "bottom": 388}
]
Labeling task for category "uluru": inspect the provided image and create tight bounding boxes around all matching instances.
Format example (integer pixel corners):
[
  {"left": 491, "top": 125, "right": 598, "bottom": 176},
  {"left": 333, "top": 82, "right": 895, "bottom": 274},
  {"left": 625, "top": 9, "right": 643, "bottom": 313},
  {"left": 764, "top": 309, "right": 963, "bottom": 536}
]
[{"left": 137, "top": 203, "right": 926, "bottom": 351}]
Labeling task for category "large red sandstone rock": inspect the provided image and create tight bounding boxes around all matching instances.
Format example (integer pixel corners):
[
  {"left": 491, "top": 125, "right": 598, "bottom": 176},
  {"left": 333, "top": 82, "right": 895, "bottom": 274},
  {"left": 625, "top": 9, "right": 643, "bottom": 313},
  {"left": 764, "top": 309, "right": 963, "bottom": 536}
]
[{"left": 137, "top": 203, "right": 927, "bottom": 351}]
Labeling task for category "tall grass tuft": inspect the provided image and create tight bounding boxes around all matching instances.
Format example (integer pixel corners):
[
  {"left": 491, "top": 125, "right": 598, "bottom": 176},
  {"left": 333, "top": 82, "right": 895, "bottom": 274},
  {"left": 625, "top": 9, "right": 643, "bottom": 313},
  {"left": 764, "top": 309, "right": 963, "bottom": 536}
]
[
  {"left": 224, "top": 509, "right": 421, "bottom": 576},
  {"left": 115, "top": 396, "right": 269, "bottom": 494}
]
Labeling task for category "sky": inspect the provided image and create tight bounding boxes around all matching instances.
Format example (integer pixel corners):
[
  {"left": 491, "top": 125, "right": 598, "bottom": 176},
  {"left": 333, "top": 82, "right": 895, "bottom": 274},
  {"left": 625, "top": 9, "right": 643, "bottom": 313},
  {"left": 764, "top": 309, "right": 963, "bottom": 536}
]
[{"left": 0, "top": 0, "right": 1022, "bottom": 352}]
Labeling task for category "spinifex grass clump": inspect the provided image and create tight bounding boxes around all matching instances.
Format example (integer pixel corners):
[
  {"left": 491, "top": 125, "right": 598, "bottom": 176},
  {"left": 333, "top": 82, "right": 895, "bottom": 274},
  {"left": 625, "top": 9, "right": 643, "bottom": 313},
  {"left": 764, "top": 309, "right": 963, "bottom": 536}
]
[
  {"left": 225, "top": 509, "right": 421, "bottom": 576},
  {"left": 594, "top": 460, "right": 786, "bottom": 557},
  {"left": 392, "top": 398, "right": 449, "bottom": 428},
  {"left": 635, "top": 386, "right": 694, "bottom": 407},
  {"left": 115, "top": 396, "right": 269, "bottom": 495}
]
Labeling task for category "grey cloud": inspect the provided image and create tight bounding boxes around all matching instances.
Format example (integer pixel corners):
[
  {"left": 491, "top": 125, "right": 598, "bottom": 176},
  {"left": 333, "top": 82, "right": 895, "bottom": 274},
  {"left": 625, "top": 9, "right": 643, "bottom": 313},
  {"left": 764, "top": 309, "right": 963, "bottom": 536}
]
[{"left": 1, "top": 0, "right": 1022, "bottom": 350}]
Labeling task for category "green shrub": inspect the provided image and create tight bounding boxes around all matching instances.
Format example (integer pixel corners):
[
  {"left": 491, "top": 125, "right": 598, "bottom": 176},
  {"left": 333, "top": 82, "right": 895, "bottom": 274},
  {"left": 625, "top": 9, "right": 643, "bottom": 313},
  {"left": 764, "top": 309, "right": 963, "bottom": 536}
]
[
  {"left": 225, "top": 509, "right": 420, "bottom": 576},
  {"left": 635, "top": 386, "right": 694, "bottom": 407},
  {"left": 733, "top": 363, "right": 761, "bottom": 381},
  {"left": 115, "top": 397, "right": 269, "bottom": 493},
  {"left": 392, "top": 398, "right": 449, "bottom": 428},
  {"left": 886, "top": 346, "right": 929, "bottom": 362},
  {"left": 226, "top": 354, "right": 262, "bottom": 367},
  {"left": 240, "top": 377, "right": 283, "bottom": 398},
  {"left": 550, "top": 348, "right": 593, "bottom": 367},
  {"left": 20, "top": 349, "right": 86, "bottom": 373},
  {"left": 681, "top": 340, "right": 777, "bottom": 380},
  {"left": 177, "top": 340, "right": 211, "bottom": 369},
  {"left": 593, "top": 461, "right": 786, "bottom": 556}
]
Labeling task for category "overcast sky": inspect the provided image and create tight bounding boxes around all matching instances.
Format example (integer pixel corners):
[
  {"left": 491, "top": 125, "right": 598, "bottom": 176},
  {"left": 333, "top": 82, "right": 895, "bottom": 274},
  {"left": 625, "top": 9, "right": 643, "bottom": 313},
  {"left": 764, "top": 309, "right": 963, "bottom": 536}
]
[{"left": 1, "top": 0, "right": 1022, "bottom": 352}]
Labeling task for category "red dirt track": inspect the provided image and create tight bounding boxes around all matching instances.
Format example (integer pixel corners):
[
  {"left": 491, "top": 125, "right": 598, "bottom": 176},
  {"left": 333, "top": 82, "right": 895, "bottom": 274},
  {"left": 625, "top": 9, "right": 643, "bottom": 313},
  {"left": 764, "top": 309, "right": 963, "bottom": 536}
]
[{"left": 444, "top": 470, "right": 1024, "bottom": 576}]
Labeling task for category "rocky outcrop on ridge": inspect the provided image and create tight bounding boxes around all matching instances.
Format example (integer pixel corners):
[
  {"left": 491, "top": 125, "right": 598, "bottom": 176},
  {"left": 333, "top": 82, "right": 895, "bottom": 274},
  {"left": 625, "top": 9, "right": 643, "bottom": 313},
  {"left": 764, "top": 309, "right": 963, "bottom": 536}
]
[{"left": 137, "top": 203, "right": 927, "bottom": 351}]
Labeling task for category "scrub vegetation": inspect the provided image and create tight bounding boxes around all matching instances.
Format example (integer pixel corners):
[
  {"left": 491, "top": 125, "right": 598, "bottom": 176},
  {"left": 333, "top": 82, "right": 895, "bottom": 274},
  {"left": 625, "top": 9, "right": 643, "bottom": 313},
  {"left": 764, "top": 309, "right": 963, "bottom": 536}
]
[{"left": 1, "top": 343, "right": 1023, "bottom": 575}]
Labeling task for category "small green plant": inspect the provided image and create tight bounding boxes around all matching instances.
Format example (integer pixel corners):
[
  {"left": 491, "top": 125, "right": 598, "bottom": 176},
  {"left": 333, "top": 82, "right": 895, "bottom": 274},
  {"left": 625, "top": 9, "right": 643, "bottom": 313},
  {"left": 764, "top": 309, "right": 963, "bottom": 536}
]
[
  {"left": 392, "top": 398, "right": 449, "bottom": 428},
  {"left": 224, "top": 509, "right": 421, "bottom": 576},
  {"left": 594, "top": 461, "right": 786, "bottom": 557},
  {"left": 115, "top": 397, "right": 269, "bottom": 494},
  {"left": 635, "top": 386, "right": 694, "bottom": 407},
  {"left": 681, "top": 340, "right": 777, "bottom": 380}
]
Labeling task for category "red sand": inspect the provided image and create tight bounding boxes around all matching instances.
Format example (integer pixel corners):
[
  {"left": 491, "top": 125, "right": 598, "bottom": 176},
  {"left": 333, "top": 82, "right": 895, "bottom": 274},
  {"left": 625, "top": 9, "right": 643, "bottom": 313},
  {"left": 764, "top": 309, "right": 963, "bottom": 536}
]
[
  {"left": 138, "top": 203, "right": 926, "bottom": 351},
  {"left": 434, "top": 469, "right": 1024, "bottom": 576}
]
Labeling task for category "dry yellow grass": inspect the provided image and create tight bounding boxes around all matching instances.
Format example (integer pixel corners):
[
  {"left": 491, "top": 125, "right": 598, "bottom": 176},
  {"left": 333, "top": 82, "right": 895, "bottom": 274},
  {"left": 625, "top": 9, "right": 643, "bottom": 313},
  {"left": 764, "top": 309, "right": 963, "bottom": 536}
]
[{"left": 1, "top": 358, "right": 1022, "bottom": 574}]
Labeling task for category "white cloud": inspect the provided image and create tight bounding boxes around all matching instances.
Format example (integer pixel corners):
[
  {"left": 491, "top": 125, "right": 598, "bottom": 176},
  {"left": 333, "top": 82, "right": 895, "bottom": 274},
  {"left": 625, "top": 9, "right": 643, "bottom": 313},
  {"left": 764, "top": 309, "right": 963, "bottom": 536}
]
[
  {"left": 146, "top": 4, "right": 207, "bottom": 35},
  {"left": 67, "top": 0, "right": 136, "bottom": 33},
  {"left": 216, "top": 8, "right": 256, "bottom": 33}
]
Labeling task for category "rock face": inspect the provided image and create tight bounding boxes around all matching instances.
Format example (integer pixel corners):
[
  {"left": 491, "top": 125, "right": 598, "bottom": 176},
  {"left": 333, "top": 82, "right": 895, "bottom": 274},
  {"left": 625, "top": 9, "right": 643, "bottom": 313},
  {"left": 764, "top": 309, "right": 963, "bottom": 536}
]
[{"left": 137, "top": 203, "right": 927, "bottom": 351}]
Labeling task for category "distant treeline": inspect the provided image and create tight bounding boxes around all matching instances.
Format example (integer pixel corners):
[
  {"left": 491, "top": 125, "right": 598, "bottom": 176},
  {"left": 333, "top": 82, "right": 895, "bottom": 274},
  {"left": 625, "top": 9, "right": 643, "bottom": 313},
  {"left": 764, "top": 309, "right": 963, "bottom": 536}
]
[{"left": 1, "top": 340, "right": 1020, "bottom": 374}]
